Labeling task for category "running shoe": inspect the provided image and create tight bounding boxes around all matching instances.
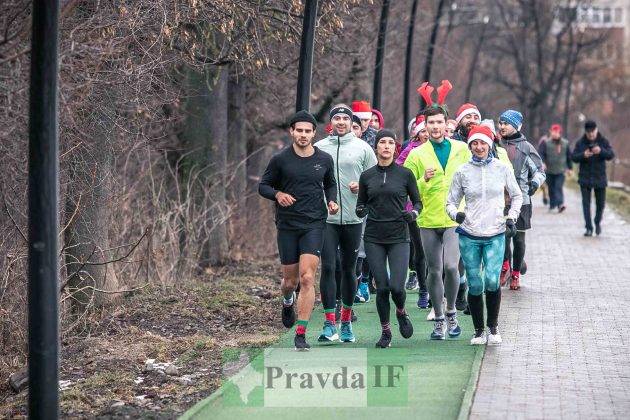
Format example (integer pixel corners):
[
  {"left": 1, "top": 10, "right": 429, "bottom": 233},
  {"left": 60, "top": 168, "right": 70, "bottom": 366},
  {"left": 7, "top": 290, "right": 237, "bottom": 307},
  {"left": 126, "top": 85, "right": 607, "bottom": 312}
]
[
  {"left": 470, "top": 329, "right": 487, "bottom": 345},
  {"left": 294, "top": 333, "right": 311, "bottom": 351},
  {"left": 487, "top": 327, "right": 502, "bottom": 345},
  {"left": 281, "top": 292, "right": 296, "bottom": 328},
  {"left": 426, "top": 307, "right": 435, "bottom": 321},
  {"left": 558, "top": 204, "right": 567, "bottom": 213},
  {"left": 509, "top": 272, "right": 521, "bottom": 290},
  {"left": 417, "top": 290, "right": 429, "bottom": 309},
  {"left": 405, "top": 271, "right": 419, "bottom": 290},
  {"left": 456, "top": 281, "right": 467, "bottom": 311},
  {"left": 317, "top": 320, "right": 339, "bottom": 342},
  {"left": 430, "top": 319, "right": 446, "bottom": 340},
  {"left": 358, "top": 281, "right": 371, "bottom": 303},
  {"left": 595, "top": 224, "right": 602, "bottom": 236},
  {"left": 463, "top": 304, "right": 470, "bottom": 315},
  {"left": 375, "top": 330, "right": 392, "bottom": 348},
  {"left": 446, "top": 311, "right": 461, "bottom": 337},
  {"left": 354, "top": 289, "right": 365, "bottom": 304},
  {"left": 499, "top": 263, "right": 511, "bottom": 287},
  {"left": 396, "top": 313, "right": 414, "bottom": 339},
  {"left": 520, "top": 260, "right": 528, "bottom": 275},
  {"left": 584, "top": 228, "right": 593, "bottom": 237},
  {"left": 339, "top": 321, "right": 356, "bottom": 342}
]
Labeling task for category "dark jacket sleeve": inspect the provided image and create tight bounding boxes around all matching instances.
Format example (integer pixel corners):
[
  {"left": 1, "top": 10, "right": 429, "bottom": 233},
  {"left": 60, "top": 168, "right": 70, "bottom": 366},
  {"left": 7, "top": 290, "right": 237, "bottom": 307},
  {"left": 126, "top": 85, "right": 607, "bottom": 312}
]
[
  {"left": 538, "top": 140, "right": 547, "bottom": 163},
  {"left": 407, "top": 169, "right": 422, "bottom": 213},
  {"left": 258, "top": 155, "right": 280, "bottom": 201},
  {"left": 571, "top": 139, "right": 587, "bottom": 163},
  {"left": 323, "top": 154, "right": 337, "bottom": 203},
  {"left": 599, "top": 137, "right": 615, "bottom": 161},
  {"left": 566, "top": 141, "right": 573, "bottom": 170},
  {"left": 355, "top": 172, "right": 368, "bottom": 217}
]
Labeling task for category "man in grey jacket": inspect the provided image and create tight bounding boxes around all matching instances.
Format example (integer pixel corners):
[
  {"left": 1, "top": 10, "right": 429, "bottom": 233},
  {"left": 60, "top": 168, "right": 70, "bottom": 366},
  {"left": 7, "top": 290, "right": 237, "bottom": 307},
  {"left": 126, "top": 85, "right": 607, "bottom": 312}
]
[{"left": 497, "top": 110, "right": 546, "bottom": 291}]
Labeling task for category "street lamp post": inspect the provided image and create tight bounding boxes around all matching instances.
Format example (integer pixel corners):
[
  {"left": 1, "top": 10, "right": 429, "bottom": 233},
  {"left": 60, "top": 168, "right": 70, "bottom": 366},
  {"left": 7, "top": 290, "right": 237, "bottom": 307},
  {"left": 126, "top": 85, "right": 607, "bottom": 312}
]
[
  {"left": 28, "top": 0, "right": 60, "bottom": 418},
  {"left": 372, "top": 0, "right": 390, "bottom": 111},
  {"left": 295, "top": 0, "right": 319, "bottom": 112}
]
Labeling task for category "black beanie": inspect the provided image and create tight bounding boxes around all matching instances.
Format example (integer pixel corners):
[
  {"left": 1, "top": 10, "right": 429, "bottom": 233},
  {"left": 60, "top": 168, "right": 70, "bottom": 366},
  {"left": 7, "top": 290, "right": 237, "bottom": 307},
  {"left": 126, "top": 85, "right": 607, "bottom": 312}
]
[
  {"left": 584, "top": 120, "right": 597, "bottom": 131},
  {"left": 289, "top": 110, "right": 317, "bottom": 129},
  {"left": 329, "top": 105, "right": 353, "bottom": 121},
  {"left": 375, "top": 128, "right": 397, "bottom": 143},
  {"left": 352, "top": 115, "right": 361, "bottom": 126}
]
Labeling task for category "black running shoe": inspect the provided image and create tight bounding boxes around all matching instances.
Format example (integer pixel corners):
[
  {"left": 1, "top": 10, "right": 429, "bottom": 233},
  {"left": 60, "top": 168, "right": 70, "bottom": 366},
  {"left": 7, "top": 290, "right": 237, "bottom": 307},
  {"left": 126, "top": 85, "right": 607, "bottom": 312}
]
[
  {"left": 396, "top": 313, "right": 414, "bottom": 339},
  {"left": 294, "top": 333, "right": 310, "bottom": 351},
  {"left": 375, "top": 330, "right": 392, "bottom": 348},
  {"left": 463, "top": 304, "right": 470, "bottom": 315},
  {"left": 595, "top": 224, "right": 602, "bottom": 236},
  {"left": 456, "top": 282, "right": 467, "bottom": 311},
  {"left": 282, "top": 293, "right": 296, "bottom": 328},
  {"left": 584, "top": 229, "right": 593, "bottom": 237}
]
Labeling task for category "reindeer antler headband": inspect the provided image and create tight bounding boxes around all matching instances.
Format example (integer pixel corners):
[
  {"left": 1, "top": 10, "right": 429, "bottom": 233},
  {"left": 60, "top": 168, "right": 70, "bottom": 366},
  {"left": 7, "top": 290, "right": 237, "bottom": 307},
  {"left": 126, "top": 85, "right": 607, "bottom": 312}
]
[{"left": 416, "top": 80, "right": 453, "bottom": 115}]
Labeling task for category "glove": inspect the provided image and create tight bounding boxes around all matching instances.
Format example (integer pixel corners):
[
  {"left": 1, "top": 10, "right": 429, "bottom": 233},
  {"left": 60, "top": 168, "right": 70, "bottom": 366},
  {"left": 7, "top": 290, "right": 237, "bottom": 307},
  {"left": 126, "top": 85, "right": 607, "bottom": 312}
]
[
  {"left": 528, "top": 182, "right": 539, "bottom": 196},
  {"left": 355, "top": 204, "right": 368, "bottom": 218},
  {"left": 505, "top": 218, "right": 517, "bottom": 238},
  {"left": 402, "top": 210, "right": 418, "bottom": 223},
  {"left": 455, "top": 212, "right": 466, "bottom": 224}
]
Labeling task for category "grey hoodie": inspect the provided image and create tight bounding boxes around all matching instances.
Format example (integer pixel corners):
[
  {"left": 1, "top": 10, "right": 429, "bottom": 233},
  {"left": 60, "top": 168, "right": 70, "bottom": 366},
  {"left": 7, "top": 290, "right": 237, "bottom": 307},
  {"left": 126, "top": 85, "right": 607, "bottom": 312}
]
[
  {"left": 501, "top": 133, "right": 546, "bottom": 205},
  {"left": 315, "top": 133, "right": 377, "bottom": 225}
]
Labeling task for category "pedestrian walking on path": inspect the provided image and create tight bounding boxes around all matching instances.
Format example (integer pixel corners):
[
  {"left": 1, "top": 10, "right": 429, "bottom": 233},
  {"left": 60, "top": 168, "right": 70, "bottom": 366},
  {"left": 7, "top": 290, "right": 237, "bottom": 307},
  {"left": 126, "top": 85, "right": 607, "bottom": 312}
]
[
  {"left": 258, "top": 110, "right": 339, "bottom": 351},
  {"left": 498, "top": 109, "right": 545, "bottom": 291},
  {"left": 397, "top": 115, "right": 429, "bottom": 307},
  {"left": 356, "top": 129, "right": 421, "bottom": 348},
  {"left": 314, "top": 104, "right": 377, "bottom": 344},
  {"left": 446, "top": 125, "right": 523, "bottom": 346},
  {"left": 404, "top": 81, "right": 471, "bottom": 340},
  {"left": 538, "top": 123, "right": 573, "bottom": 213},
  {"left": 571, "top": 119, "right": 615, "bottom": 237}
]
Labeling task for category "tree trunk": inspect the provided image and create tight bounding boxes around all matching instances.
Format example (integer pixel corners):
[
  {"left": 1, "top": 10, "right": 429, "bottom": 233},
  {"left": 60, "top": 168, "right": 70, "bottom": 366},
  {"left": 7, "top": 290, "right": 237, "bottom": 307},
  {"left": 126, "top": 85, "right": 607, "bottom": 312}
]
[
  {"left": 228, "top": 69, "right": 247, "bottom": 211},
  {"left": 180, "top": 64, "right": 230, "bottom": 267},
  {"left": 63, "top": 93, "right": 119, "bottom": 311}
]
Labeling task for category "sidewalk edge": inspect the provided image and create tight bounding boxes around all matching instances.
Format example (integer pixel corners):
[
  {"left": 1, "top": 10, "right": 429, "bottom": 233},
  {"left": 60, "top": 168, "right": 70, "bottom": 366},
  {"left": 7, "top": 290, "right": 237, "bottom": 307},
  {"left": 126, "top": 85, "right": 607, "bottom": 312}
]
[{"left": 456, "top": 345, "right": 485, "bottom": 420}]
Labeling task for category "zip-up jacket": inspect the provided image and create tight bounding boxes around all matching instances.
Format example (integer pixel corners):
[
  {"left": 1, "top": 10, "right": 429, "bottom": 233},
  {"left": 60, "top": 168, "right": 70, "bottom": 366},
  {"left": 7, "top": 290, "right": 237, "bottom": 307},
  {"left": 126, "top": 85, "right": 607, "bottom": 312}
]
[
  {"left": 356, "top": 162, "right": 421, "bottom": 244},
  {"left": 501, "top": 132, "right": 546, "bottom": 205},
  {"left": 315, "top": 133, "right": 377, "bottom": 225},
  {"left": 403, "top": 138, "right": 470, "bottom": 228},
  {"left": 446, "top": 158, "right": 523, "bottom": 237}
]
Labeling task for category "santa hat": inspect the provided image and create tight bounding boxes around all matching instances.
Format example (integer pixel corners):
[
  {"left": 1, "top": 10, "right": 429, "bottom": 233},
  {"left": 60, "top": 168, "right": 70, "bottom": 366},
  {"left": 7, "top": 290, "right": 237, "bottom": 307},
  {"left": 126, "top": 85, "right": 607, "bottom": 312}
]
[
  {"left": 550, "top": 123, "right": 562, "bottom": 133},
  {"left": 455, "top": 103, "right": 482, "bottom": 125},
  {"left": 407, "top": 118, "right": 417, "bottom": 136},
  {"left": 372, "top": 108, "right": 385, "bottom": 127},
  {"left": 467, "top": 125, "right": 494, "bottom": 148},
  {"left": 352, "top": 100, "right": 372, "bottom": 119},
  {"left": 412, "top": 115, "right": 426, "bottom": 137}
]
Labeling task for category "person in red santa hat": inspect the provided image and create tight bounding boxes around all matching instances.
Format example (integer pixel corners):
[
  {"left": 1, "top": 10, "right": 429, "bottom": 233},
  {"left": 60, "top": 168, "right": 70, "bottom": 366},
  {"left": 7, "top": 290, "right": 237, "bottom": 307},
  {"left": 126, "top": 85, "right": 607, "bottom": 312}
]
[
  {"left": 452, "top": 103, "right": 482, "bottom": 143},
  {"left": 352, "top": 100, "right": 377, "bottom": 148}
]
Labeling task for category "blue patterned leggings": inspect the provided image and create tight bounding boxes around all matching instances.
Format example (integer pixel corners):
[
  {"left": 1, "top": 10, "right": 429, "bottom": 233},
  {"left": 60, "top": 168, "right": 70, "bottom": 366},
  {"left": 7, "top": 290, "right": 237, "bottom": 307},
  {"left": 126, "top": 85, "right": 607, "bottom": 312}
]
[{"left": 459, "top": 234, "right": 505, "bottom": 296}]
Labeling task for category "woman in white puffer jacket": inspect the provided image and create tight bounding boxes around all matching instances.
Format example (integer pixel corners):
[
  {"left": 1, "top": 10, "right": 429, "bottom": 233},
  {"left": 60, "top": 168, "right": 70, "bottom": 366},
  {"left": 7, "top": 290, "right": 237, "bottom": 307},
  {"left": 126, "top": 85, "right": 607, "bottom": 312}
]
[{"left": 445, "top": 124, "right": 522, "bottom": 346}]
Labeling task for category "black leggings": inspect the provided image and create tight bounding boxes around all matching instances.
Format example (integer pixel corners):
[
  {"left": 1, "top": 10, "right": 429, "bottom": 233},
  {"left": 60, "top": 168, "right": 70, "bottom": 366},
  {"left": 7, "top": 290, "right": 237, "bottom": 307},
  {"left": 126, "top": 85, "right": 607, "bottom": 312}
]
[
  {"left": 504, "top": 231, "right": 526, "bottom": 272},
  {"left": 365, "top": 241, "right": 410, "bottom": 324},
  {"left": 408, "top": 222, "right": 427, "bottom": 291},
  {"left": 321, "top": 223, "right": 363, "bottom": 309}
]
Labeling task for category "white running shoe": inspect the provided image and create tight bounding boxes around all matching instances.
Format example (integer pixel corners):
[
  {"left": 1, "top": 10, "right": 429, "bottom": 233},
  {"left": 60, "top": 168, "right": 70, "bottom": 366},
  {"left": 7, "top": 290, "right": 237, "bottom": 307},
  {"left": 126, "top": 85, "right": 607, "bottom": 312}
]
[
  {"left": 487, "top": 328, "right": 502, "bottom": 345},
  {"left": 470, "top": 330, "right": 487, "bottom": 345}
]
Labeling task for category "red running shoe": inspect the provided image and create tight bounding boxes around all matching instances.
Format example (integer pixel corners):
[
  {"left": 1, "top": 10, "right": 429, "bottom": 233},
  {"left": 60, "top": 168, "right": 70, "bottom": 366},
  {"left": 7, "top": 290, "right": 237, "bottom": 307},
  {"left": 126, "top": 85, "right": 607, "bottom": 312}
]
[
  {"left": 500, "top": 261, "right": 511, "bottom": 287},
  {"left": 510, "top": 272, "right": 521, "bottom": 290}
]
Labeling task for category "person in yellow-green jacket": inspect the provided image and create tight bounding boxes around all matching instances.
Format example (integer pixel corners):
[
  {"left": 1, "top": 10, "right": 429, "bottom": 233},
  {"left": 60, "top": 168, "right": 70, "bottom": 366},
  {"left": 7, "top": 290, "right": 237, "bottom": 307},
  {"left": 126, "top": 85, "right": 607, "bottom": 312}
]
[{"left": 404, "top": 106, "right": 471, "bottom": 340}]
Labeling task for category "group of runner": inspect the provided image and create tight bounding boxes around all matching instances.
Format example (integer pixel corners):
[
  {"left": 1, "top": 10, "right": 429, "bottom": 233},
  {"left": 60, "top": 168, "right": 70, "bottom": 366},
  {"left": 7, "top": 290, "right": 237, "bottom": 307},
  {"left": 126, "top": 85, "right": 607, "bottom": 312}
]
[{"left": 259, "top": 80, "right": 610, "bottom": 351}]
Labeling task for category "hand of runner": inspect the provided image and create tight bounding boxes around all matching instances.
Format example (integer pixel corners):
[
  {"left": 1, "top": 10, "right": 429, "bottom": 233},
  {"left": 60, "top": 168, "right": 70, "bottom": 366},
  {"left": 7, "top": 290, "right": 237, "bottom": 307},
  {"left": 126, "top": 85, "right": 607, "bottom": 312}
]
[
  {"left": 402, "top": 210, "right": 418, "bottom": 223},
  {"left": 505, "top": 218, "right": 517, "bottom": 238},
  {"left": 527, "top": 182, "right": 538, "bottom": 196},
  {"left": 355, "top": 204, "right": 368, "bottom": 218},
  {"left": 275, "top": 191, "right": 296, "bottom": 207},
  {"left": 327, "top": 201, "right": 339, "bottom": 215},
  {"left": 455, "top": 212, "right": 466, "bottom": 224},
  {"left": 348, "top": 181, "right": 359, "bottom": 194},
  {"left": 424, "top": 168, "right": 436, "bottom": 182}
]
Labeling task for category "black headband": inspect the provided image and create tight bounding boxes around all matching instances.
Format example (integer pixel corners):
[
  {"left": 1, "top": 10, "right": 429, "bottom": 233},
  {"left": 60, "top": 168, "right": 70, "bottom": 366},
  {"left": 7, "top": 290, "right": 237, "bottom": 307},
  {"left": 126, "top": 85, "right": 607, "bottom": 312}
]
[{"left": 329, "top": 106, "right": 353, "bottom": 121}]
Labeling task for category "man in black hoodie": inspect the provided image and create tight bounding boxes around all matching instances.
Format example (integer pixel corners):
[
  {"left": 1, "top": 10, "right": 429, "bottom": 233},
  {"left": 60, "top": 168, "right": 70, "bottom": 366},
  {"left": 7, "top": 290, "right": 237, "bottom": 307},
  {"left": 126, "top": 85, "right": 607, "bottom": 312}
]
[{"left": 571, "top": 120, "right": 615, "bottom": 236}]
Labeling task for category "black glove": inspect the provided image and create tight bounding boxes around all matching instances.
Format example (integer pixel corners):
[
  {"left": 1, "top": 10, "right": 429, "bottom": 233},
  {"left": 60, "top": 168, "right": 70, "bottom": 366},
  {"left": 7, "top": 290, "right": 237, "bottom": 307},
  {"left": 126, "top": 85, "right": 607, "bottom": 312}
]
[
  {"left": 528, "top": 182, "right": 539, "bottom": 196},
  {"left": 355, "top": 205, "right": 368, "bottom": 218},
  {"left": 402, "top": 210, "right": 418, "bottom": 223},
  {"left": 455, "top": 212, "right": 466, "bottom": 224},
  {"left": 505, "top": 218, "right": 517, "bottom": 238}
]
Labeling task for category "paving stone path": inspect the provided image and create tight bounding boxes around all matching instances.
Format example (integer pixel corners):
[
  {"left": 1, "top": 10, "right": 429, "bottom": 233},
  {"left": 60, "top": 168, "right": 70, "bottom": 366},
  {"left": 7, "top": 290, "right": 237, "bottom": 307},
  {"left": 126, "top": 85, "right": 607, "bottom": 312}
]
[{"left": 469, "top": 188, "right": 630, "bottom": 419}]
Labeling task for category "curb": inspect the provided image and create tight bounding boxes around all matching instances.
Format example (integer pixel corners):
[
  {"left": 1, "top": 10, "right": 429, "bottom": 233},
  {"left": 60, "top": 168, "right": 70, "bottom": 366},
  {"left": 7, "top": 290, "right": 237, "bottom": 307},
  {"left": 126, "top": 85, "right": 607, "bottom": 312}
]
[{"left": 456, "top": 345, "right": 485, "bottom": 420}]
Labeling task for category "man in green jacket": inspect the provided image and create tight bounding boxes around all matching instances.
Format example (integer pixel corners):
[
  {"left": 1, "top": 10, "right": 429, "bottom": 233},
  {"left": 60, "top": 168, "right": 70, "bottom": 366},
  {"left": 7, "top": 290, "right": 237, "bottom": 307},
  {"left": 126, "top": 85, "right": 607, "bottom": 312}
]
[{"left": 404, "top": 106, "right": 471, "bottom": 340}]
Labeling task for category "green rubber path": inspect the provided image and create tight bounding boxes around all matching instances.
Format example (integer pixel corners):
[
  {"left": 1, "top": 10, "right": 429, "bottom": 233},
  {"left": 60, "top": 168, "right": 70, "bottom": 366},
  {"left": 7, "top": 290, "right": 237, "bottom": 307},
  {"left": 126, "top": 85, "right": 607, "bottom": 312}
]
[{"left": 182, "top": 293, "right": 484, "bottom": 420}]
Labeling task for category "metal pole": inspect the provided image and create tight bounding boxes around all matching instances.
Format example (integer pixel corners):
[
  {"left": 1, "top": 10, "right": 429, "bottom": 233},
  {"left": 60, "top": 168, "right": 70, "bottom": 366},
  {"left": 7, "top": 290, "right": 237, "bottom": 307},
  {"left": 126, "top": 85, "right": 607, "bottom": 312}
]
[
  {"left": 420, "top": 0, "right": 446, "bottom": 109},
  {"left": 372, "top": 0, "right": 390, "bottom": 111},
  {"left": 295, "top": 0, "right": 318, "bottom": 112},
  {"left": 403, "top": 0, "right": 419, "bottom": 139},
  {"left": 28, "top": 0, "right": 60, "bottom": 418}
]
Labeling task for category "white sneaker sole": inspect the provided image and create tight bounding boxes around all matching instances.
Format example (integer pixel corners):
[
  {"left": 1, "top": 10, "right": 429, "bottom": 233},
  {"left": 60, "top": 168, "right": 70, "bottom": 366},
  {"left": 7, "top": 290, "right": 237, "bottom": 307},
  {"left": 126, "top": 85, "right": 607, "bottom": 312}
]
[
  {"left": 487, "top": 334, "right": 502, "bottom": 345},
  {"left": 317, "top": 333, "right": 339, "bottom": 342},
  {"left": 470, "top": 337, "right": 487, "bottom": 345}
]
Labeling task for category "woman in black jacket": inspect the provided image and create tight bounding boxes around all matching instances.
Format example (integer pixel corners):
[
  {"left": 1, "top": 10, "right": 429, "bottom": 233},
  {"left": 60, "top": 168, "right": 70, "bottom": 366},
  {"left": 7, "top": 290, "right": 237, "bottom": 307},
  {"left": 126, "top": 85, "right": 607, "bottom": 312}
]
[
  {"left": 356, "top": 129, "right": 422, "bottom": 348},
  {"left": 571, "top": 120, "right": 615, "bottom": 236}
]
